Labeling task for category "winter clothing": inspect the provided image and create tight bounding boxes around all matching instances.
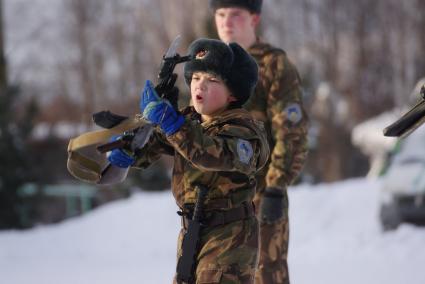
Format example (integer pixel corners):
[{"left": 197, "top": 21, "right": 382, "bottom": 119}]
[
  {"left": 115, "top": 37, "right": 270, "bottom": 283},
  {"left": 209, "top": 0, "right": 263, "bottom": 14},
  {"left": 140, "top": 80, "right": 157, "bottom": 113},
  {"left": 246, "top": 41, "right": 308, "bottom": 191},
  {"left": 184, "top": 38, "right": 258, "bottom": 107},
  {"left": 134, "top": 106, "right": 269, "bottom": 283},
  {"left": 141, "top": 80, "right": 184, "bottom": 136},
  {"left": 107, "top": 136, "right": 135, "bottom": 168},
  {"left": 258, "top": 187, "right": 287, "bottom": 223},
  {"left": 245, "top": 40, "right": 309, "bottom": 284}
]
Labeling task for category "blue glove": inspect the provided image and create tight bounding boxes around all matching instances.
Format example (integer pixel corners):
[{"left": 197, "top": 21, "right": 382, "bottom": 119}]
[
  {"left": 140, "top": 80, "right": 158, "bottom": 114},
  {"left": 144, "top": 101, "right": 185, "bottom": 136},
  {"left": 107, "top": 136, "right": 135, "bottom": 168},
  {"left": 140, "top": 80, "right": 184, "bottom": 136}
]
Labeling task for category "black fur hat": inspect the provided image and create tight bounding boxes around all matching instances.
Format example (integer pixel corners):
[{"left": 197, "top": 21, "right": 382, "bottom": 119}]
[
  {"left": 184, "top": 38, "right": 258, "bottom": 107},
  {"left": 209, "top": 0, "right": 262, "bottom": 14}
]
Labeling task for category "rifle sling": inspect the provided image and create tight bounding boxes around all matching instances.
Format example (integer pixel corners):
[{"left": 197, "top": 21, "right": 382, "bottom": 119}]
[{"left": 67, "top": 115, "right": 148, "bottom": 184}]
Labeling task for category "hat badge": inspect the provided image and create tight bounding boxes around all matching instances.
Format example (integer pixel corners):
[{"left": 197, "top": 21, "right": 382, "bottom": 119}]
[{"left": 195, "top": 49, "right": 208, "bottom": 60}]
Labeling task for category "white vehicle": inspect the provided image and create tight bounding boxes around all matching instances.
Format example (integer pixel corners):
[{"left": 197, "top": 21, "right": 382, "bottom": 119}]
[{"left": 379, "top": 126, "right": 425, "bottom": 230}]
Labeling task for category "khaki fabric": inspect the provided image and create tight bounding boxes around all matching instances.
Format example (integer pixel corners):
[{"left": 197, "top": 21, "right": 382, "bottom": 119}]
[{"left": 67, "top": 115, "right": 148, "bottom": 184}]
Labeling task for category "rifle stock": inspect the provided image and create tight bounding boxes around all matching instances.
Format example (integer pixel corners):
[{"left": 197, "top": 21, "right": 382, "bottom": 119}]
[{"left": 176, "top": 185, "right": 208, "bottom": 284}]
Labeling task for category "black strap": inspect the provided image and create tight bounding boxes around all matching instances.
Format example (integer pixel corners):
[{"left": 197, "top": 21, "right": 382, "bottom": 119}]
[{"left": 92, "top": 110, "right": 128, "bottom": 129}]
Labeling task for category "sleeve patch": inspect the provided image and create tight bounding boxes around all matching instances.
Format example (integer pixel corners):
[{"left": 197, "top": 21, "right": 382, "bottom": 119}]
[
  {"left": 237, "top": 139, "right": 253, "bottom": 164},
  {"left": 285, "top": 103, "right": 303, "bottom": 124}
]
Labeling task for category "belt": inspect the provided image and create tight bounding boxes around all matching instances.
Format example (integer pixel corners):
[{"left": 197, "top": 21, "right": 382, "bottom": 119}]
[{"left": 180, "top": 202, "right": 256, "bottom": 230}]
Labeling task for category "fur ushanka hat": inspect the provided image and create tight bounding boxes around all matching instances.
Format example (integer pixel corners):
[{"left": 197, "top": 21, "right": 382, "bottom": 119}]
[
  {"left": 184, "top": 38, "right": 258, "bottom": 107},
  {"left": 209, "top": 0, "right": 262, "bottom": 14}
]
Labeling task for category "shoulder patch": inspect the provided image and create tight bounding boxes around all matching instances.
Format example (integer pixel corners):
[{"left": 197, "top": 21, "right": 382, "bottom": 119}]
[
  {"left": 285, "top": 103, "right": 303, "bottom": 124},
  {"left": 237, "top": 139, "right": 253, "bottom": 165}
]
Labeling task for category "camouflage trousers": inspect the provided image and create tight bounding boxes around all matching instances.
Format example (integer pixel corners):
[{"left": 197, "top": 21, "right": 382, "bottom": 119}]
[
  {"left": 253, "top": 190, "right": 290, "bottom": 284},
  {"left": 174, "top": 217, "right": 259, "bottom": 284}
]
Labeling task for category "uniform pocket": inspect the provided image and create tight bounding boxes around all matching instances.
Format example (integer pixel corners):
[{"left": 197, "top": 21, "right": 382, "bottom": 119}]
[{"left": 197, "top": 268, "right": 223, "bottom": 283}]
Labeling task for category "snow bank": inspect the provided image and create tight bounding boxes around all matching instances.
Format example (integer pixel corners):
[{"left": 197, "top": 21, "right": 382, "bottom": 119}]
[{"left": 1, "top": 178, "right": 425, "bottom": 284}]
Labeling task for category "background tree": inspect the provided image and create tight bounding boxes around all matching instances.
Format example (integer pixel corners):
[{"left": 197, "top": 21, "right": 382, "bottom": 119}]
[
  {"left": 0, "top": 0, "right": 38, "bottom": 228},
  {"left": 4, "top": 0, "right": 425, "bottom": 185}
]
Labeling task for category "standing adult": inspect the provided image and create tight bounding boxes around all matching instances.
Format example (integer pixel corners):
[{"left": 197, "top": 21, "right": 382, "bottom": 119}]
[{"left": 209, "top": 1, "right": 309, "bottom": 283}]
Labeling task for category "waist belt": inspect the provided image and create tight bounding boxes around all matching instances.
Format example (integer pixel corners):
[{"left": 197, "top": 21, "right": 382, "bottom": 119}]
[{"left": 180, "top": 202, "right": 255, "bottom": 230}]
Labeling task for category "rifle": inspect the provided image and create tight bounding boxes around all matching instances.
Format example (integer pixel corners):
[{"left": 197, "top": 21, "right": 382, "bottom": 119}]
[
  {"left": 383, "top": 85, "right": 425, "bottom": 138},
  {"left": 176, "top": 185, "right": 209, "bottom": 284},
  {"left": 96, "top": 35, "right": 191, "bottom": 154},
  {"left": 66, "top": 36, "right": 192, "bottom": 185}
]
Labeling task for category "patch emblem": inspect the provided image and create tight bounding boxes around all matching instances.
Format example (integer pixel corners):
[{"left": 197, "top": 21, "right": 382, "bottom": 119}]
[
  {"left": 195, "top": 49, "right": 208, "bottom": 60},
  {"left": 285, "top": 103, "right": 303, "bottom": 124},
  {"left": 237, "top": 139, "right": 253, "bottom": 164}
]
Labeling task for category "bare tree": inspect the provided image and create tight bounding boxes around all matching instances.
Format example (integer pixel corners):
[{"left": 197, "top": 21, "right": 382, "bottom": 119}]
[
  {"left": 5, "top": 0, "right": 424, "bottom": 182},
  {"left": 0, "top": 0, "right": 6, "bottom": 88},
  {"left": 66, "top": 0, "right": 103, "bottom": 124}
]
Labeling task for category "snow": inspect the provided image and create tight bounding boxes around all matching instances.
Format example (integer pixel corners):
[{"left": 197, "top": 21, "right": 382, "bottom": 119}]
[{"left": 1, "top": 178, "right": 425, "bottom": 284}]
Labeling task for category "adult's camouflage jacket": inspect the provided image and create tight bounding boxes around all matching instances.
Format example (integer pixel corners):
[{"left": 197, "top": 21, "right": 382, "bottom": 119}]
[
  {"left": 246, "top": 40, "right": 309, "bottom": 191},
  {"left": 133, "top": 106, "right": 269, "bottom": 209}
]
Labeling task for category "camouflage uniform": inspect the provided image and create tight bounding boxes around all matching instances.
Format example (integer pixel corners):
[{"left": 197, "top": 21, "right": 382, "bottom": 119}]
[
  {"left": 245, "top": 41, "right": 309, "bottom": 284},
  {"left": 134, "top": 106, "right": 270, "bottom": 283}
]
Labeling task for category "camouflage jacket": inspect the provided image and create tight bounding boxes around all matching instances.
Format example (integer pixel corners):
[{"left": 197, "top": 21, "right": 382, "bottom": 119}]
[
  {"left": 246, "top": 40, "right": 309, "bottom": 190},
  {"left": 134, "top": 106, "right": 270, "bottom": 209}
]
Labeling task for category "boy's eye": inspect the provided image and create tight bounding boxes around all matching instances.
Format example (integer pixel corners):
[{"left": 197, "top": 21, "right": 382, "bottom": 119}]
[{"left": 216, "top": 12, "right": 225, "bottom": 18}]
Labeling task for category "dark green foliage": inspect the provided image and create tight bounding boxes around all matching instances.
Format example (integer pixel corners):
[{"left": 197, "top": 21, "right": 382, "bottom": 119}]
[{"left": 0, "top": 86, "right": 38, "bottom": 229}]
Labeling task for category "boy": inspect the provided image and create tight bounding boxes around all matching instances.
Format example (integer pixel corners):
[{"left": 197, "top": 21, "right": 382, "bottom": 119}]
[
  {"left": 209, "top": 1, "right": 309, "bottom": 283},
  {"left": 108, "top": 38, "right": 270, "bottom": 283}
]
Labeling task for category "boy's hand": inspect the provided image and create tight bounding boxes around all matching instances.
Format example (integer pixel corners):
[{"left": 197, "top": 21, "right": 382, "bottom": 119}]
[
  {"left": 140, "top": 80, "right": 160, "bottom": 114},
  {"left": 107, "top": 136, "right": 135, "bottom": 168},
  {"left": 140, "top": 80, "right": 179, "bottom": 111},
  {"left": 140, "top": 80, "right": 184, "bottom": 136},
  {"left": 143, "top": 100, "right": 185, "bottom": 136}
]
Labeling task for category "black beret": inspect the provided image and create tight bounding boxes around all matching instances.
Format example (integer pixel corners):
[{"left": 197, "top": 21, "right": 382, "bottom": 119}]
[
  {"left": 209, "top": 0, "right": 262, "bottom": 14},
  {"left": 184, "top": 38, "right": 258, "bottom": 107}
]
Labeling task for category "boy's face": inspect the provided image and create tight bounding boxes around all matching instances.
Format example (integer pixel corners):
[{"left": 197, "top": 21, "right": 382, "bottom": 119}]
[
  {"left": 214, "top": 7, "right": 260, "bottom": 47},
  {"left": 190, "top": 72, "right": 236, "bottom": 120}
]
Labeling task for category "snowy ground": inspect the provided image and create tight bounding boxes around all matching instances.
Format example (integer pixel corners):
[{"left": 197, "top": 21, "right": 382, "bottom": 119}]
[{"left": 1, "top": 178, "right": 425, "bottom": 284}]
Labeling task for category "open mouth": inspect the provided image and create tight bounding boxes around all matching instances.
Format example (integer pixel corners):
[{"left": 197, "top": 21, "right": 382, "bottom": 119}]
[{"left": 195, "top": 94, "right": 203, "bottom": 102}]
